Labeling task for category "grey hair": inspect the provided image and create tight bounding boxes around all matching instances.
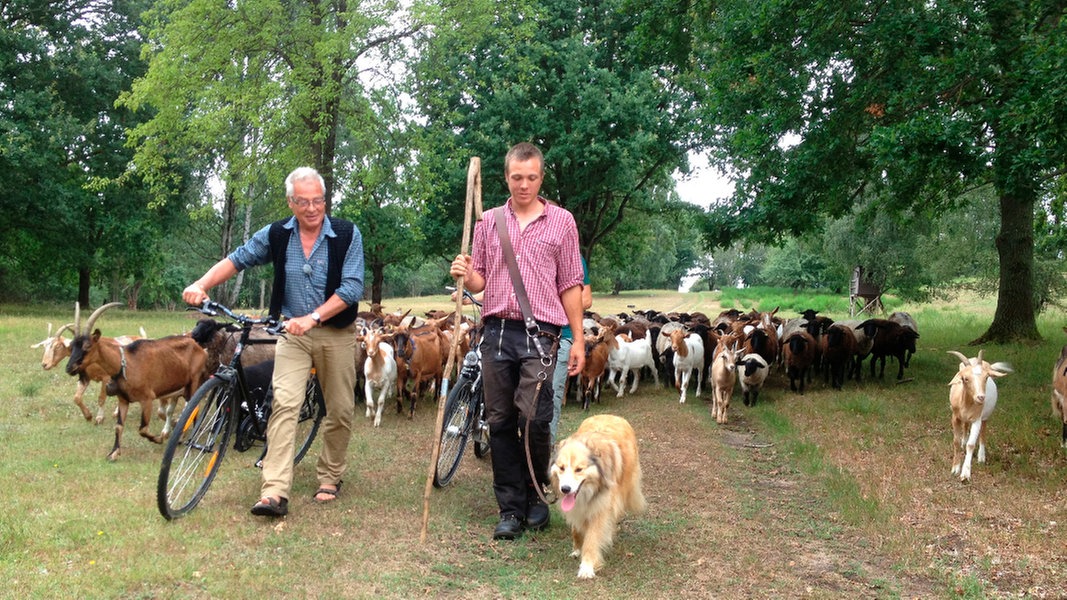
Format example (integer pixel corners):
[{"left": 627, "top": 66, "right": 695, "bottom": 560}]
[{"left": 284, "top": 167, "right": 326, "bottom": 198}]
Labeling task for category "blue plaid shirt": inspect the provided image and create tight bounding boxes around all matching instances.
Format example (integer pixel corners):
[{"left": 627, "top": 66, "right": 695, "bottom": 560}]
[{"left": 228, "top": 216, "right": 364, "bottom": 318}]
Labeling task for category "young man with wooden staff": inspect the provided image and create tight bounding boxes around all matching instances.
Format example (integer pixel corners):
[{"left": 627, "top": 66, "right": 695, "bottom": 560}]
[{"left": 449, "top": 142, "right": 586, "bottom": 540}]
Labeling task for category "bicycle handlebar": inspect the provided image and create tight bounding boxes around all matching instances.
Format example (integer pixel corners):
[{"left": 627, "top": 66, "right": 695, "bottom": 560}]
[
  {"left": 191, "top": 300, "right": 287, "bottom": 334},
  {"left": 445, "top": 286, "right": 483, "bottom": 308}
]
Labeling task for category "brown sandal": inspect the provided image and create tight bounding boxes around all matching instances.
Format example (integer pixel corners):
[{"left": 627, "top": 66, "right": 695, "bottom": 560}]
[
  {"left": 312, "top": 480, "right": 342, "bottom": 504},
  {"left": 250, "top": 496, "right": 288, "bottom": 517}
]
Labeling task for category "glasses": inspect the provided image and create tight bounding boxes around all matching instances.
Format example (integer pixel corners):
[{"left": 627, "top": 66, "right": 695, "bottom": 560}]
[{"left": 290, "top": 196, "right": 325, "bottom": 209}]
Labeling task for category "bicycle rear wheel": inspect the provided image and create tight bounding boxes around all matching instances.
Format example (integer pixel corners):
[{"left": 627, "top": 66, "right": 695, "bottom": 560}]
[
  {"left": 157, "top": 377, "right": 235, "bottom": 520},
  {"left": 292, "top": 373, "right": 325, "bottom": 465},
  {"left": 433, "top": 377, "right": 476, "bottom": 488}
]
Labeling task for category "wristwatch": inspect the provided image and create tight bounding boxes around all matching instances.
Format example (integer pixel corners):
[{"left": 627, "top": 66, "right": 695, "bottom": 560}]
[{"left": 310, "top": 311, "right": 322, "bottom": 325}]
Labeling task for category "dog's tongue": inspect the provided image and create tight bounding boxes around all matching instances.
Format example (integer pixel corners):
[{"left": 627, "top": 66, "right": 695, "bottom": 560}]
[{"left": 561, "top": 492, "right": 577, "bottom": 513}]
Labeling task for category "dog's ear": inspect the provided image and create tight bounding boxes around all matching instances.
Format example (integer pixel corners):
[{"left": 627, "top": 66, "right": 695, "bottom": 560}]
[{"left": 585, "top": 434, "right": 622, "bottom": 488}]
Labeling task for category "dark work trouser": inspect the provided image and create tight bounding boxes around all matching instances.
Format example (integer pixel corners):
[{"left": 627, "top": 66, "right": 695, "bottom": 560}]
[{"left": 480, "top": 317, "right": 559, "bottom": 519}]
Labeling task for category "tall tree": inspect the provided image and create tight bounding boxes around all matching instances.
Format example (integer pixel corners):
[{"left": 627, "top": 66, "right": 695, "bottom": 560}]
[
  {"left": 0, "top": 0, "right": 164, "bottom": 306},
  {"left": 411, "top": 0, "right": 697, "bottom": 263},
  {"left": 122, "top": 0, "right": 425, "bottom": 283},
  {"left": 685, "top": 0, "right": 1067, "bottom": 342}
]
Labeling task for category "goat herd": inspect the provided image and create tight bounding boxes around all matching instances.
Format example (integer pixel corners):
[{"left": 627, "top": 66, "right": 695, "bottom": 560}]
[{"left": 29, "top": 301, "right": 1067, "bottom": 484}]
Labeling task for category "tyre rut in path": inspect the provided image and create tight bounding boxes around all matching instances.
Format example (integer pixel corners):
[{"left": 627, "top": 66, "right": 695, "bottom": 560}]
[{"left": 627, "top": 402, "right": 940, "bottom": 598}]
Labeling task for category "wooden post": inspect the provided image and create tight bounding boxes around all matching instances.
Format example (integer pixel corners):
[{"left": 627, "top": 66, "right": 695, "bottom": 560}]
[{"left": 421, "top": 157, "right": 482, "bottom": 543}]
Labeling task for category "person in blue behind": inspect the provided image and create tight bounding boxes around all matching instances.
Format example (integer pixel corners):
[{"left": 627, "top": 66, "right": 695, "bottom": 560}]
[
  {"left": 550, "top": 257, "right": 592, "bottom": 445},
  {"left": 183, "top": 166, "right": 364, "bottom": 517}
]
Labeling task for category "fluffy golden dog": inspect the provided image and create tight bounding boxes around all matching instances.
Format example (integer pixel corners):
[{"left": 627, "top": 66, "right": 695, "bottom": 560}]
[{"left": 550, "top": 414, "right": 646, "bottom": 579}]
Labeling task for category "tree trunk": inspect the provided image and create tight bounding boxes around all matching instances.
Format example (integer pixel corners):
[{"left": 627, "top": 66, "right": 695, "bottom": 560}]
[
  {"left": 972, "top": 190, "right": 1040, "bottom": 344},
  {"left": 78, "top": 266, "right": 91, "bottom": 308},
  {"left": 370, "top": 261, "right": 384, "bottom": 306}
]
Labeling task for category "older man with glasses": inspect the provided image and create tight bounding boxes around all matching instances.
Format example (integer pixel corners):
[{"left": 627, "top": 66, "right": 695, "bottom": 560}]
[{"left": 183, "top": 166, "right": 364, "bottom": 517}]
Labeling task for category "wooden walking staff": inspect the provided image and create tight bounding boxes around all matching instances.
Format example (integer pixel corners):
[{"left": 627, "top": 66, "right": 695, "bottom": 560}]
[{"left": 421, "top": 156, "right": 483, "bottom": 543}]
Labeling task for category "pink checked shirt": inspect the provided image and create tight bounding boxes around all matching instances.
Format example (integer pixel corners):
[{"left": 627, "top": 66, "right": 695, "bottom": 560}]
[{"left": 471, "top": 198, "right": 584, "bottom": 326}]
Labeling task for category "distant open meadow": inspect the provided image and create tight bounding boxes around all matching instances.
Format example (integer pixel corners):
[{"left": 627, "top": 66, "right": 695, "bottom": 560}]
[{"left": 3, "top": 288, "right": 1067, "bottom": 599}]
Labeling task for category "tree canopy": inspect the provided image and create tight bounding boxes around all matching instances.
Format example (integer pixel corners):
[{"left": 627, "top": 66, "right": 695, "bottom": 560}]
[
  {"left": 410, "top": 0, "right": 698, "bottom": 267},
  {"left": 684, "top": 0, "right": 1067, "bottom": 341}
]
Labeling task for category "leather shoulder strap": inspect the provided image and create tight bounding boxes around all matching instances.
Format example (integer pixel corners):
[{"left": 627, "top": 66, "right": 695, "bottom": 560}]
[{"left": 494, "top": 207, "right": 538, "bottom": 331}]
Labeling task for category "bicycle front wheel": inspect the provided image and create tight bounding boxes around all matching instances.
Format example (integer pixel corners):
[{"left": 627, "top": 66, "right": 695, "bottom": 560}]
[
  {"left": 157, "top": 377, "right": 236, "bottom": 520},
  {"left": 472, "top": 389, "right": 490, "bottom": 459},
  {"left": 433, "top": 377, "right": 477, "bottom": 488},
  {"left": 293, "top": 373, "right": 325, "bottom": 465}
]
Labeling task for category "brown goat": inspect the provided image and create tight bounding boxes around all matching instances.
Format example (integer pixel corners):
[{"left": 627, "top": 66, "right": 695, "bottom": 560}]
[
  {"left": 579, "top": 332, "right": 613, "bottom": 410},
  {"left": 709, "top": 339, "right": 742, "bottom": 424},
  {"left": 1052, "top": 327, "right": 1067, "bottom": 449},
  {"left": 67, "top": 331, "right": 206, "bottom": 461},
  {"left": 33, "top": 317, "right": 145, "bottom": 424},
  {"left": 821, "top": 323, "right": 858, "bottom": 390},
  {"left": 783, "top": 330, "right": 817, "bottom": 395},
  {"left": 189, "top": 317, "right": 275, "bottom": 379},
  {"left": 857, "top": 318, "right": 919, "bottom": 380},
  {"left": 392, "top": 322, "right": 444, "bottom": 418}
]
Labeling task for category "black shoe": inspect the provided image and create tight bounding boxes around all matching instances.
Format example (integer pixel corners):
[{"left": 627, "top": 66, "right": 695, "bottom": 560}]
[
  {"left": 526, "top": 500, "right": 550, "bottom": 531},
  {"left": 492, "top": 515, "right": 524, "bottom": 540}
]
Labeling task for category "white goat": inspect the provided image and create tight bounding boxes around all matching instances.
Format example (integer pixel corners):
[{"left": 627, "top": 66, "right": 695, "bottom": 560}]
[
  {"left": 607, "top": 335, "right": 659, "bottom": 397},
  {"left": 738, "top": 353, "right": 770, "bottom": 407},
  {"left": 361, "top": 328, "right": 398, "bottom": 428},
  {"left": 669, "top": 328, "right": 704, "bottom": 404},
  {"left": 947, "top": 350, "right": 1012, "bottom": 482},
  {"left": 710, "top": 340, "right": 742, "bottom": 424}
]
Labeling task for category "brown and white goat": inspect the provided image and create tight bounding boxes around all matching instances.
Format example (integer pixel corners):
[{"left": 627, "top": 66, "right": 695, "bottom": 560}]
[
  {"left": 67, "top": 329, "right": 206, "bottom": 461},
  {"left": 360, "top": 327, "right": 398, "bottom": 427},
  {"left": 947, "top": 350, "right": 1012, "bottom": 482},
  {"left": 709, "top": 340, "right": 742, "bottom": 424},
  {"left": 1050, "top": 328, "right": 1067, "bottom": 449},
  {"left": 34, "top": 303, "right": 146, "bottom": 424},
  {"left": 669, "top": 328, "right": 705, "bottom": 404}
]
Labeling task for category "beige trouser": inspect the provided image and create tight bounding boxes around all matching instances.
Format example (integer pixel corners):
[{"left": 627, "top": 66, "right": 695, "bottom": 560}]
[{"left": 260, "top": 323, "right": 357, "bottom": 501}]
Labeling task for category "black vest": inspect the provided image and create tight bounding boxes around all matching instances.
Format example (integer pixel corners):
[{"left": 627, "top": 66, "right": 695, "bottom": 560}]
[{"left": 267, "top": 217, "right": 359, "bottom": 328}]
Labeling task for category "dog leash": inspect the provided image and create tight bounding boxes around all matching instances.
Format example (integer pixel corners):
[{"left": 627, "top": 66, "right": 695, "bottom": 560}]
[{"left": 495, "top": 208, "right": 558, "bottom": 506}]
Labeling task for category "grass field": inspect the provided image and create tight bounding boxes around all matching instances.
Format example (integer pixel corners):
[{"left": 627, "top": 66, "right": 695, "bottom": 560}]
[{"left": 2, "top": 290, "right": 1066, "bottom": 598}]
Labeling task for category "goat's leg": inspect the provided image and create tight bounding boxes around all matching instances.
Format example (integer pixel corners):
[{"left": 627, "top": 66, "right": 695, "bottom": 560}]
[
  {"left": 94, "top": 381, "right": 110, "bottom": 424},
  {"left": 138, "top": 398, "right": 166, "bottom": 444},
  {"left": 73, "top": 378, "right": 93, "bottom": 421},
  {"left": 896, "top": 352, "right": 906, "bottom": 380},
  {"left": 959, "top": 419, "right": 983, "bottom": 481},
  {"left": 976, "top": 420, "right": 988, "bottom": 464},
  {"left": 950, "top": 416, "right": 964, "bottom": 476},
  {"left": 107, "top": 400, "right": 130, "bottom": 461},
  {"left": 374, "top": 385, "right": 386, "bottom": 427},
  {"left": 365, "top": 380, "right": 376, "bottom": 419}
]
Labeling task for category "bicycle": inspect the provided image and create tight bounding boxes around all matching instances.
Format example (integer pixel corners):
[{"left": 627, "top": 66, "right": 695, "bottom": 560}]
[
  {"left": 157, "top": 300, "right": 325, "bottom": 520},
  {"left": 433, "top": 288, "right": 490, "bottom": 488}
]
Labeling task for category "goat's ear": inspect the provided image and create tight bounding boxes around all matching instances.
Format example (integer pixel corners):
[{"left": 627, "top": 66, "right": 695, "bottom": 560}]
[
  {"left": 91, "top": 329, "right": 102, "bottom": 341},
  {"left": 989, "top": 362, "right": 1013, "bottom": 377}
]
